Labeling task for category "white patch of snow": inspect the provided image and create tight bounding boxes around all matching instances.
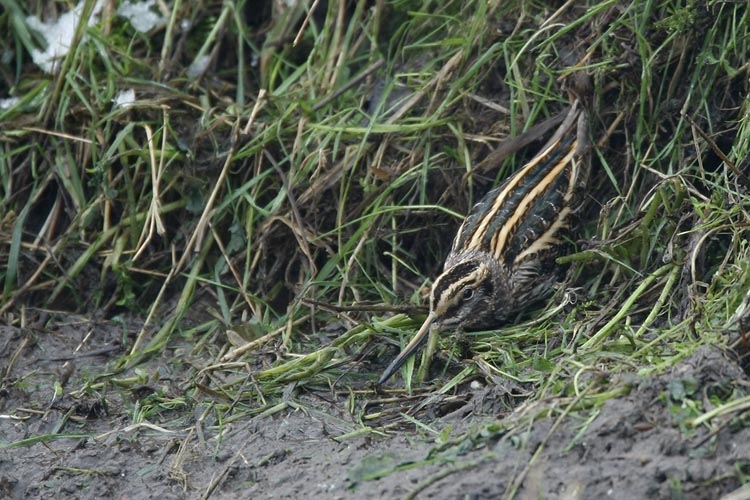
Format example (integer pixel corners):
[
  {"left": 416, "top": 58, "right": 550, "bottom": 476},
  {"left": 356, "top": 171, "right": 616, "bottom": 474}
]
[
  {"left": 113, "top": 89, "right": 136, "bottom": 108},
  {"left": 25, "top": 0, "right": 105, "bottom": 74},
  {"left": 117, "top": 0, "right": 167, "bottom": 33}
]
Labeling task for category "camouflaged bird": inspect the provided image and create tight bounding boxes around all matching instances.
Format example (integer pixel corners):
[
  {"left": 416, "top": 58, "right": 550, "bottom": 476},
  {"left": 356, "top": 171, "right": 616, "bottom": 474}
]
[{"left": 378, "top": 99, "right": 590, "bottom": 387}]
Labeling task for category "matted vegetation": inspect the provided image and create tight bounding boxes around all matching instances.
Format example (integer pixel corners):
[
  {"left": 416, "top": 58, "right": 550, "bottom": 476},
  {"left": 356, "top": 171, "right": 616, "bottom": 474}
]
[{"left": 1, "top": 0, "right": 750, "bottom": 497}]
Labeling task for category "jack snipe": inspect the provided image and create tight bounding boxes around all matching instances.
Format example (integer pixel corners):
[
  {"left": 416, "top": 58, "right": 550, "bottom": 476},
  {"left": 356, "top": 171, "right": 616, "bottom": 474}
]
[{"left": 378, "top": 99, "right": 590, "bottom": 387}]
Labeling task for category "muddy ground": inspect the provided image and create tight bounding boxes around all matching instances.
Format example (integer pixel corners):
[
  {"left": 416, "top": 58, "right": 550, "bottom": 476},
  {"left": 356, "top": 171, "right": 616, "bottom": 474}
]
[{"left": 1, "top": 315, "right": 749, "bottom": 500}]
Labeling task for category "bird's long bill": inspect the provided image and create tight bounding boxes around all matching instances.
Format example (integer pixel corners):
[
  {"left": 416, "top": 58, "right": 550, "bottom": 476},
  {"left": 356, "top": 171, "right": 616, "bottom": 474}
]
[{"left": 377, "top": 312, "right": 437, "bottom": 387}]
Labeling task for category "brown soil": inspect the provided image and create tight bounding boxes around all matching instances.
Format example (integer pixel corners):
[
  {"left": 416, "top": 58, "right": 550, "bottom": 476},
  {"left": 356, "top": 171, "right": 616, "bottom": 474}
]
[{"left": 2, "top": 315, "right": 748, "bottom": 499}]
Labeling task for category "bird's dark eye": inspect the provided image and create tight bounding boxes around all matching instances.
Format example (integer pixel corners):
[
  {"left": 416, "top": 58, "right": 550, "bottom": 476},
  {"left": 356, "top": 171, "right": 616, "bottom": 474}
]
[{"left": 462, "top": 288, "right": 474, "bottom": 300}]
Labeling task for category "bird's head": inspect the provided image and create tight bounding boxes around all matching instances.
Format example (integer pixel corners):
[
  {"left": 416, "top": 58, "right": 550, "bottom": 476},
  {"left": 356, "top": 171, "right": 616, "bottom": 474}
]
[
  {"left": 428, "top": 259, "right": 503, "bottom": 330},
  {"left": 377, "top": 255, "right": 509, "bottom": 387}
]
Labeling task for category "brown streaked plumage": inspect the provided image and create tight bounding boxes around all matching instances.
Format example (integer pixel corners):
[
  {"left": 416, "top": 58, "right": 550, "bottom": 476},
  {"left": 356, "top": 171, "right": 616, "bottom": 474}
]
[{"left": 378, "top": 99, "right": 590, "bottom": 387}]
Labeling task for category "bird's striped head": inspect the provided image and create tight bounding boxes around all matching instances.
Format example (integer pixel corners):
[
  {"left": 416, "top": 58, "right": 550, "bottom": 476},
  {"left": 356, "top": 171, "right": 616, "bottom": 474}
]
[
  {"left": 375, "top": 254, "right": 509, "bottom": 388},
  {"left": 429, "top": 258, "right": 505, "bottom": 329}
]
